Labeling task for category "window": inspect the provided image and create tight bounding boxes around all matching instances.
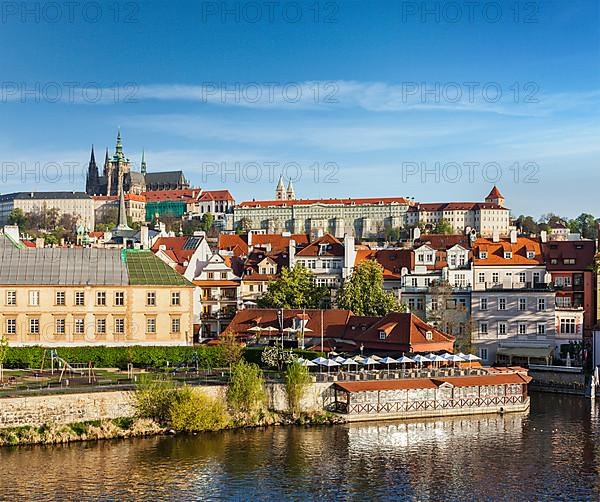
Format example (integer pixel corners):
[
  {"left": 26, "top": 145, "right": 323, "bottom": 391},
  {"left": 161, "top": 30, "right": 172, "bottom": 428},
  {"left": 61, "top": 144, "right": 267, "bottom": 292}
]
[
  {"left": 527, "top": 251, "right": 535, "bottom": 259},
  {"left": 114, "top": 318, "right": 125, "bottom": 334},
  {"left": 498, "top": 298, "right": 506, "bottom": 311},
  {"left": 416, "top": 298, "right": 424, "bottom": 311},
  {"left": 6, "top": 319, "right": 16, "bottom": 335},
  {"left": 171, "top": 292, "right": 181, "bottom": 306},
  {"left": 147, "top": 291, "right": 156, "bottom": 306},
  {"left": 74, "top": 318, "right": 85, "bottom": 334},
  {"left": 518, "top": 323, "right": 527, "bottom": 335},
  {"left": 478, "top": 272, "right": 485, "bottom": 283},
  {"left": 498, "top": 322, "right": 507, "bottom": 335},
  {"left": 563, "top": 258, "right": 576, "bottom": 265},
  {"left": 208, "top": 272, "right": 214, "bottom": 279},
  {"left": 115, "top": 291, "right": 124, "bottom": 306},
  {"left": 479, "top": 251, "right": 488, "bottom": 259},
  {"left": 480, "top": 298, "right": 488, "bottom": 311},
  {"left": 56, "top": 291, "right": 66, "bottom": 306},
  {"left": 29, "top": 290, "right": 40, "bottom": 306},
  {"left": 504, "top": 252, "right": 512, "bottom": 259},
  {"left": 6, "top": 290, "right": 16, "bottom": 306},
  {"left": 479, "top": 322, "right": 488, "bottom": 335},
  {"left": 408, "top": 298, "right": 416, "bottom": 310},
  {"left": 96, "top": 291, "right": 106, "bottom": 306},
  {"left": 533, "top": 272, "right": 540, "bottom": 285},
  {"left": 564, "top": 276, "right": 572, "bottom": 287},
  {"left": 479, "top": 348, "right": 488, "bottom": 361},
  {"left": 29, "top": 318, "right": 40, "bottom": 334},
  {"left": 560, "top": 318, "right": 576, "bottom": 334},
  {"left": 171, "top": 318, "right": 181, "bottom": 333},
  {"left": 146, "top": 318, "right": 156, "bottom": 333},
  {"left": 378, "top": 330, "right": 386, "bottom": 340},
  {"left": 221, "top": 272, "right": 227, "bottom": 279},
  {"left": 492, "top": 272, "right": 499, "bottom": 284},
  {"left": 96, "top": 318, "right": 106, "bottom": 334},
  {"left": 411, "top": 278, "right": 418, "bottom": 287},
  {"left": 538, "top": 298, "right": 546, "bottom": 311},
  {"left": 431, "top": 299, "right": 438, "bottom": 311},
  {"left": 537, "top": 323, "right": 546, "bottom": 335},
  {"left": 56, "top": 319, "right": 66, "bottom": 334},
  {"left": 517, "top": 272, "right": 526, "bottom": 283},
  {"left": 249, "top": 285, "right": 254, "bottom": 292},
  {"left": 518, "top": 298, "right": 527, "bottom": 311},
  {"left": 425, "top": 331, "right": 433, "bottom": 340},
  {"left": 75, "top": 291, "right": 85, "bottom": 306}
]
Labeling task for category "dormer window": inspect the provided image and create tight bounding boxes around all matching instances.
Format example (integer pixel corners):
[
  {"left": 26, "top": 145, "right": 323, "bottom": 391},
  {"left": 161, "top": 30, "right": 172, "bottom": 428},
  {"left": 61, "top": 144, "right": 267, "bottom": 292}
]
[
  {"left": 527, "top": 251, "right": 535, "bottom": 259},
  {"left": 425, "top": 330, "right": 433, "bottom": 340},
  {"left": 479, "top": 251, "right": 488, "bottom": 259},
  {"left": 378, "top": 330, "right": 386, "bottom": 340},
  {"left": 504, "top": 252, "right": 513, "bottom": 259}
]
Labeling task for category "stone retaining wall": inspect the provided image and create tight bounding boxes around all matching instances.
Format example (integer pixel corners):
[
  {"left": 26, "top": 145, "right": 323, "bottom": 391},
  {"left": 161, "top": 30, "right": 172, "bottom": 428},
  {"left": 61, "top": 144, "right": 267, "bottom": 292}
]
[{"left": 0, "top": 382, "right": 333, "bottom": 429}]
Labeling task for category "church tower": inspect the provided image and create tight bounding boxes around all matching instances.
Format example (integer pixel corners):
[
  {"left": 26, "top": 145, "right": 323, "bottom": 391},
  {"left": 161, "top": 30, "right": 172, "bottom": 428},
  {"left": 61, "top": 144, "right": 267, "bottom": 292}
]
[
  {"left": 286, "top": 180, "right": 296, "bottom": 200},
  {"left": 105, "top": 128, "right": 132, "bottom": 196},
  {"left": 485, "top": 185, "right": 505, "bottom": 208},
  {"left": 85, "top": 145, "right": 99, "bottom": 195},
  {"left": 275, "top": 175, "right": 287, "bottom": 201}
]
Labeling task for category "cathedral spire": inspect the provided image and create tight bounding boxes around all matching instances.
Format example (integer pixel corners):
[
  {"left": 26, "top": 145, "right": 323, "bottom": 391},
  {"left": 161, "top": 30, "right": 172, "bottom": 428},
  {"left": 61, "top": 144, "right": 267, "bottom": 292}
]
[
  {"left": 115, "top": 127, "right": 123, "bottom": 158},
  {"left": 141, "top": 149, "right": 147, "bottom": 175},
  {"left": 286, "top": 179, "right": 296, "bottom": 200},
  {"left": 85, "top": 145, "right": 100, "bottom": 195},
  {"left": 275, "top": 175, "right": 287, "bottom": 201}
]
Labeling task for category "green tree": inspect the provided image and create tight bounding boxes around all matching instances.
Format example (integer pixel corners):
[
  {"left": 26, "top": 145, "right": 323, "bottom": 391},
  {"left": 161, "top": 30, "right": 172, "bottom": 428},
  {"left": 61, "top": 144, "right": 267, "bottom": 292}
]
[
  {"left": 227, "top": 360, "right": 266, "bottom": 415},
  {"left": 257, "top": 265, "right": 329, "bottom": 309},
  {"left": 572, "top": 213, "right": 598, "bottom": 240},
  {"left": 201, "top": 212, "right": 214, "bottom": 233},
  {"left": 8, "top": 208, "right": 27, "bottom": 231},
  {"left": 515, "top": 215, "right": 539, "bottom": 235},
  {"left": 337, "top": 259, "right": 404, "bottom": 316},
  {"left": 433, "top": 218, "right": 453, "bottom": 234},
  {"left": 284, "top": 360, "right": 311, "bottom": 417},
  {"left": 0, "top": 335, "right": 8, "bottom": 383}
]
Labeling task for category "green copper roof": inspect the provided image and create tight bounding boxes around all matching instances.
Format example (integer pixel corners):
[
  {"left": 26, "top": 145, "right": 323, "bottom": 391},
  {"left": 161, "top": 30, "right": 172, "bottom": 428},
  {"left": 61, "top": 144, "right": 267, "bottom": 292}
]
[{"left": 124, "top": 250, "right": 193, "bottom": 287}]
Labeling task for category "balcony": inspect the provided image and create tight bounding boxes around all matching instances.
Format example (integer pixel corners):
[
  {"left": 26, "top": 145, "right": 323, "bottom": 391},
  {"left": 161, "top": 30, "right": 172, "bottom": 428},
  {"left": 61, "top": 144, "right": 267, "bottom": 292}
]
[{"left": 474, "top": 281, "right": 553, "bottom": 292}]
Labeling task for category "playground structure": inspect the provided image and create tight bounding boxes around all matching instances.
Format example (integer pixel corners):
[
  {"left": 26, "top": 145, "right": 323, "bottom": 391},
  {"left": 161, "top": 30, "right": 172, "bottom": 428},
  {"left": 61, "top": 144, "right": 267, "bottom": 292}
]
[{"left": 40, "top": 350, "right": 97, "bottom": 384}]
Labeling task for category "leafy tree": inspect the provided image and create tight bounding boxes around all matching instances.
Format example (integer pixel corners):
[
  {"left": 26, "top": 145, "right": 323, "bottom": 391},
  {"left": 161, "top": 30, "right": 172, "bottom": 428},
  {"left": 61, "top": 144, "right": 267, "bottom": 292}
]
[
  {"left": 384, "top": 224, "right": 402, "bottom": 242},
  {"left": 8, "top": 208, "right": 27, "bottom": 231},
  {"left": 220, "top": 330, "right": 243, "bottom": 367},
  {"left": 96, "top": 207, "right": 118, "bottom": 230},
  {"left": 0, "top": 335, "right": 8, "bottom": 383},
  {"left": 227, "top": 360, "right": 266, "bottom": 415},
  {"left": 572, "top": 213, "right": 598, "bottom": 240},
  {"left": 515, "top": 215, "right": 539, "bottom": 235},
  {"left": 182, "top": 218, "right": 204, "bottom": 236},
  {"left": 433, "top": 218, "right": 453, "bottom": 235},
  {"left": 337, "top": 259, "right": 404, "bottom": 316},
  {"left": 237, "top": 216, "right": 253, "bottom": 233},
  {"left": 426, "top": 280, "right": 473, "bottom": 352},
  {"left": 257, "top": 265, "right": 329, "bottom": 309},
  {"left": 284, "top": 360, "right": 312, "bottom": 417},
  {"left": 201, "top": 212, "right": 214, "bottom": 233}
]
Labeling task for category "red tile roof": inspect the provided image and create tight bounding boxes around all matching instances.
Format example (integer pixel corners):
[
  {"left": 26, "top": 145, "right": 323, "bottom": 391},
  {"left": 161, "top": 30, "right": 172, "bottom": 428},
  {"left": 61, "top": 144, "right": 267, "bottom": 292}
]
[
  {"left": 296, "top": 234, "right": 344, "bottom": 257},
  {"left": 354, "top": 249, "right": 413, "bottom": 279},
  {"left": 199, "top": 190, "right": 235, "bottom": 201},
  {"left": 414, "top": 234, "right": 470, "bottom": 250},
  {"left": 218, "top": 234, "right": 249, "bottom": 256},
  {"left": 473, "top": 237, "right": 543, "bottom": 266},
  {"left": 92, "top": 194, "right": 146, "bottom": 202},
  {"left": 251, "top": 233, "right": 310, "bottom": 250},
  {"left": 542, "top": 240, "right": 596, "bottom": 271},
  {"left": 238, "top": 197, "right": 411, "bottom": 208},
  {"left": 486, "top": 185, "right": 504, "bottom": 199},
  {"left": 151, "top": 236, "right": 202, "bottom": 266},
  {"left": 143, "top": 190, "right": 197, "bottom": 202},
  {"left": 334, "top": 372, "right": 530, "bottom": 393}
]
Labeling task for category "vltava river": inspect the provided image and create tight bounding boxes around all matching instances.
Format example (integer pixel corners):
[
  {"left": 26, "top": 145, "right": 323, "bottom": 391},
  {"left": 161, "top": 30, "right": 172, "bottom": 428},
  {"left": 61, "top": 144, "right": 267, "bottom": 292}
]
[{"left": 1, "top": 393, "right": 598, "bottom": 500}]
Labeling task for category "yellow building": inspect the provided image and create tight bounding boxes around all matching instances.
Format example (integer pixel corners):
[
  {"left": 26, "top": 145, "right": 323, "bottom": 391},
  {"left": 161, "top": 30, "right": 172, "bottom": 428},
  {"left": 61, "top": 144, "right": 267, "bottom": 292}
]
[{"left": 0, "top": 236, "right": 194, "bottom": 346}]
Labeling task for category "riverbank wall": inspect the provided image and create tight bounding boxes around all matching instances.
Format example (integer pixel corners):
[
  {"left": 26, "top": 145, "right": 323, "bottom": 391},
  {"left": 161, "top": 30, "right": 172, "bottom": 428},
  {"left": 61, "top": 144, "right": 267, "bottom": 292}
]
[
  {"left": 0, "top": 382, "right": 332, "bottom": 429},
  {"left": 528, "top": 365, "right": 586, "bottom": 395}
]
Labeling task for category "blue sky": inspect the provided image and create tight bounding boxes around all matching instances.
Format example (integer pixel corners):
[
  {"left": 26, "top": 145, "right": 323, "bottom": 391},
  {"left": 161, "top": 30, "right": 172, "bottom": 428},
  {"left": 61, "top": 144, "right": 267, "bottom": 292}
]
[{"left": 0, "top": 0, "right": 598, "bottom": 218}]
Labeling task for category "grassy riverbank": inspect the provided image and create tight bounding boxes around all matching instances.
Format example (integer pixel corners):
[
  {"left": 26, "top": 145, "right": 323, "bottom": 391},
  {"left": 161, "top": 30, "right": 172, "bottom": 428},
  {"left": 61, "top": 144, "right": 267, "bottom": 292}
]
[{"left": 0, "top": 411, "right": 343, "bottom": 447}]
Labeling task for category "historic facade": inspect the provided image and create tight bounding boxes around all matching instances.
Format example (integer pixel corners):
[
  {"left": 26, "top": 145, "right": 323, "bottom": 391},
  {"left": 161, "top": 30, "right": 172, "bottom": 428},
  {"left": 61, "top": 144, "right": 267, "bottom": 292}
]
[{"left": 85, "top": 130, "right": 189, "bottom": 196}]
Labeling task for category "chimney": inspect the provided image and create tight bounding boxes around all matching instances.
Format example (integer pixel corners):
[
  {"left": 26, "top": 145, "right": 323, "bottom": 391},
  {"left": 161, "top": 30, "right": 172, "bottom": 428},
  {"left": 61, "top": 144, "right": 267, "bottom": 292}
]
[
  {"left": 140, "top": 225, "right": 149, "bottom": 248},
  {"left": 288, "top": 239, "right": 296, "bottom": 268},
  {"left": 540, "top": 230, "right": 547, "bottom": 243},
  {"left": 248, "top": 230, "right": 253, "bottom": 247},
  {"left": 510, "top": 229, "right": 517, "bottom": 244},
  {"left": 492, "top": 229, "right": 500, "bottom": 243},
  {"left": 343, "top": 234, "right": 356, "bottom": 279}
]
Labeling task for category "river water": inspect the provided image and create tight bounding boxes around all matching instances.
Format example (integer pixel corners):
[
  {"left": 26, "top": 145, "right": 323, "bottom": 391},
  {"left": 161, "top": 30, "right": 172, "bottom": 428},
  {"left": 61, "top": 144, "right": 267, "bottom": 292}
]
[{"left": 0, "top": 393, "right": 598, "bottom": 501}]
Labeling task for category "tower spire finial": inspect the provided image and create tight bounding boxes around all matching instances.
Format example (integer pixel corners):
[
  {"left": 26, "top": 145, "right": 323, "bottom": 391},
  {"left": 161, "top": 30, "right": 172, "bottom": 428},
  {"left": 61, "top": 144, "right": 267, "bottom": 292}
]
[{"left": 141, "top": 149, "right": 147, "bottom": 175}]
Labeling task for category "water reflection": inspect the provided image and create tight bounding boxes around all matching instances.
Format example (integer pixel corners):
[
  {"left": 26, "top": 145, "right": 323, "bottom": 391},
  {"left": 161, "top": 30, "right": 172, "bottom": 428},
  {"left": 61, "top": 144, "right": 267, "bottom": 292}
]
[{"left": 0, "top": 394, "right": 598, "bottom": 501}]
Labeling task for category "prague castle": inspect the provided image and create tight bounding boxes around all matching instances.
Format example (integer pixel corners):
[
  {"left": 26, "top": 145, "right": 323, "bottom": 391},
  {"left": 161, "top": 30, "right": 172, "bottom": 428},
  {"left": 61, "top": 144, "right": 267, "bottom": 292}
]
[{"left": 85, "top": 130, "right": 189, "bottom": 196}]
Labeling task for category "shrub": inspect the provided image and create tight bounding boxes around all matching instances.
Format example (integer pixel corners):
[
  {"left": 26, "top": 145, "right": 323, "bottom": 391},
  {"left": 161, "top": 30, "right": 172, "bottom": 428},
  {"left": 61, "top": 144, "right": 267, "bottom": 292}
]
[
  {"left": 227, "top": 360, "right": 266, "bottom": 415},
  {"left": 132, "top": 377, "right": 179, "bottom": 425},
  {"left": 284, "top": 361, "right": 311, "bottom": 416},
  {"left": 169, "top": 387, "right": 230, "bottom": 432}
]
